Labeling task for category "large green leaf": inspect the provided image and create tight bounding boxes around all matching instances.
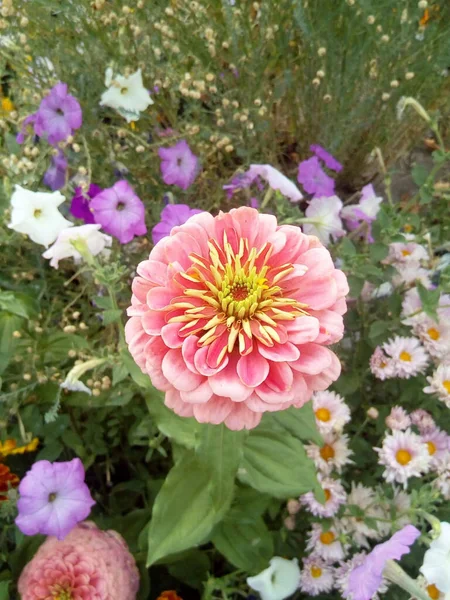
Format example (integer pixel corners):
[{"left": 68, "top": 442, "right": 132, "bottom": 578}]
[
  {"left": 145, "top": 395, "right": 200, "bottom": 449},
  {"left": 0, "top": 291, "right": 38, "bottom": 319},
  {"left": 211, "top": 516, "right": 273, "bottom": 571},
  {"left": 146, "top": 452, "right": 229, "bottom": 566},
  {"left": 238, "top": 428, "right": 319, "bottom": 499},
  {"left": 0, "top": 581, "right": 10, "bottom": 600},
  {"left": 268, "top": 403, "right": 323, "bottom": 446}
]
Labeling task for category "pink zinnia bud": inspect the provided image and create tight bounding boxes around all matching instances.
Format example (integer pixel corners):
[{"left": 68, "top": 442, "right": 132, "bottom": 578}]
[
  {"left": 18, "top": 522, "right": 139, "bottom": 600},
  {"left": 126, "top": 207, "right": 348, "bottom": 430}
]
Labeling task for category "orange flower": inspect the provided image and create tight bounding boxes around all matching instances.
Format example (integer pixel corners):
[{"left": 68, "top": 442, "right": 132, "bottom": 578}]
[
  {"left": 157, "top": 592, "right": 183, "bottom": 600},
  {"left": 0, "top": 437, "right": 39, "bottom": 460},
  {"left": 419, "top": 8, "right": 430, "bottom": 26},
  {"left": 0, "top": 463, "right": 19, "bottom": 501}
]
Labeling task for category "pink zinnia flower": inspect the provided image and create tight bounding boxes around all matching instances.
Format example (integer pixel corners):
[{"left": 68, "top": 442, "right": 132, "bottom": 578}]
[
  {"left": 18, "top": 522, "right": 139, "bottom": 600},
  {"left": 125, "top": 207, "right": 348, "bottom": 430}
]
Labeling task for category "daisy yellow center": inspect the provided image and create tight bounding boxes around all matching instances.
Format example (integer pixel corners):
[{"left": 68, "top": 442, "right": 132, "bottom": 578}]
[
  {"left": 170, "top": 236, "right": 307, "bottom": 366},
  {"left": 443, "top": 380, "right": 450, "bottom": 393},
  {"left": 33, "top": 209, "right": 43, "bottom": 219},
  {"left": 396, "top": 449, "right": 412, "bottom": 465},
  {"left": 324, "top": 489, "right": 331, "bottom": 502},
  {"left": 315, "top": 408, "right": 331, "bottom": 422},
  {"left": 427, "top": 584, "right": 440, "bottom": 600},
  {"left": 320, "top": 444, "right": 335, "bottom": 461},
  {"left": 404, "top": 224, "right": 413, "bottom": 233},
  {"left": 427, "top": 328, "right": 440, "bottom": 341},
  {"left": 319, "top": 531, "right": 335, "bottom": 545},
  {"left": 401, "top": 250, "right": 411, "bottom": 257},
  {"left": 427, "top": 441, "right": 436, "bottom": 455},
  {"left": 399, "top": 351, "right": 412, "bottom": 362},
  {"left": 311, "top": 566, "right": 322, "bottom": 578}
]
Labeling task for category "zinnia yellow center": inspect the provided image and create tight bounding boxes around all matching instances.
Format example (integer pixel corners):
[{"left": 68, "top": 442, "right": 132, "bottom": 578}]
[
  {"left": 427, "top": 584, "right": 440, "bottom": 600},
  {"left": 315, "top": 408, "right": 331, "bottom": 422},
  {"left": 320, "top": 444, "right": 335, "bottom": 461},
  {"left": 311, "top": 566, "right": 322, "bottom": 578},
  {"left": 427, "top": 441, "right": 436, "bottom": 455},
  {"left": 396, "top": 449, "right": 412, "bottom": 465},
  {"left": 399, "top": 351, "right": 412, "bottom": 362},
  {"left": 443, "top": 380, "right": 450, "bottom": 393},
  {"left": 52, "top": 585, "right": 72, "bottom": 600},
  {"left": 171, "top": 236, "right": 307, "bottom": 366},
  {"left": 427, "top": 328, "right": 440, "bottom": 341},
  {"left": 319, "top": 531, "right": 335, "bottom": 545}
]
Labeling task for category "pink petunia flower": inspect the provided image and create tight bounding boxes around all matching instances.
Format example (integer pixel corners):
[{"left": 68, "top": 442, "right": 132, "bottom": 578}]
[
  {"left": 310, "top": 144, "right": 343, "bottom": 172},
  {"left": 297, "top": 156, "right": 335, "bottom": 197},
  {"left": 125, "top": 207, "right": 348, "bottom": 430},
  {"left": 18, "top": 522, "right": 139, "bottom": 600},
  {"left": 158, "top": 140, "right": 200, "bottom": 190},
  {"left": 15, "top": 458, "right": 95, "bottom": 540},
  {"left": 335, "top": 553, "right": 389, "bottom": 600}
]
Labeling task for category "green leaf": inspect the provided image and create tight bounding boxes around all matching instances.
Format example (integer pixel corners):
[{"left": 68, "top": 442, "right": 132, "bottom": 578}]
[
  {"left": 411, "top": 163, "right": 429, "bottom": 187},
  {"left": 94, "top": 295, "right": 113, "bottom": 309},
  {"left": 167, "top": 550, "right": 211, "bottom": 590},
  {"left": 112, "top": 362, "right": 129, "bottom": 386},
  {"left": 238, "top": 429, "right": 319, "bottom": 499},
  {"left": 211, "top": 516, "right": 273, "bottom": 571},
  {"left": 268, "top": 403, "right": 323, "bottom": 446},
  {"left": 0, "top": 291, "right": 38, "bottom": 319},
  {"left": 347, "top": 275, "right": 364, "bottom": 297},
  {"left": 102, "top": 308, "right": 123, "bottom": 325},
  {"left": 417, "top": 282, "right": 440, "bottom": 320},
  {"left": 120, "top": 348, "right": 153, "bottom": 389},
  {"left": 369, "top": 321, "right": 391, "bottom": 344},
  {"left": 0, "top": 311, "right": 22, "bottom": 370},
  {"left": 146, "top": 452, "right": 230, "bottom": 566},
  {"left": 41, "top": 332, "right": 89, "bottom": 363},
  {"left": 0, "top": 581, "right": 10, "bottom": 600},
  {"left": 340, "top": 238, "right": 356, "bottom": 256},
  {"left": 369, "top": 243, "right": 389, "bottom": 262},
  {"left": 145, "top": 394, "right": 200, "bottom": 449}
]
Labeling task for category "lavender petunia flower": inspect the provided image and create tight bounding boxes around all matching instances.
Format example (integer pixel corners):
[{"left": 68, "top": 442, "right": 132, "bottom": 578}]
[
  {"left": 43, "top": 150, "right": 67, "bottom": 191},
  {"left": 341, "top": 184, "right": 383, "bottom": 243},
  {"left": 158, "top": 140, "right": 200, "bottom": 190},
  {"left": 90, "top": 180, "right": 147, "bottom": 244},
  {"left": 16, "top": 113, "right": 40, "bottom": 144},
  {"left": 36, "top": 82, "right": 82, "bottom": 146},
  {"left": 70, "top": 184, "right": 102, "bottom": 224},
  {"left": 345, "top": 525, "right": 420, "bottom": 600},
  {"left": 297, "top": 156, "right": 335, "bottom": 198},
  {"left": 152, "top": 203, "right": 203, "bottom": 245},
  {"left": 15, "top": 458, "right": 95, "bottom": 540},
  {"left": 310, "top": 144, "right": 343, "bottom": 173}
]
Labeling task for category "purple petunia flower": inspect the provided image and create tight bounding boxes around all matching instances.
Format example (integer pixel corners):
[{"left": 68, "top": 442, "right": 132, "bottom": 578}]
[
  {"left": 70, "top": 184, "right": 102, "bottom": 224},
  {"left": 43, "top": 150, "right": 68, "bottom": 191},
  {"left": 341, "top": 184, "right": 383, "bottom": 243},
  {"left": 310, "top": 144, "right": 343, "bottom": 173},
  {"left": 16, "top": 113, "right": 41, "bottom": 144},
  {"left": 152, "top": 203, "right": 203, "bottom": 245},
  {"left": 35, "top": 82, "right": 82, "bottom": 146},
  {"left": 297, "top": 156, "right": 335, "bottom": 198},
  {"left": 90, "top": 180, "right": 147, "bottom": 244},
  {"left": 15, "top": 458, "right": 95, "bottom": 540},
  {"left": 345, "top": 525, "right": 420, "bottom": 600},
  {"left": 158, "top": 140, "right": 200, "bottom": 190}
]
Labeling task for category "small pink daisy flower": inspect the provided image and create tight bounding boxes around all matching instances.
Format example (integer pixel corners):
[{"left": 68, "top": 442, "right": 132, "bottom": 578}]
[
  {"left": 433, "top": 456, "right": 450, "bottom": 499},
  {"left": 306, "top": 522, "right": 348, "bottom": 561},
  {"left": 300, "top": 556, "right": 334, "bottom": 596},
  {"left": 411, "top": 409, "right": 436, "bottom": 433},
  {"left": 312, "top": 390, "right": 351, "bottom": 434},
  {"left": 424, "top": 365, "right": 450, "bottom": 408},
  {"left": 306, "top": 433, "right": 353, "bottom": 474},
  {"left": 375, "top": 429, "right": 431, "bottom": 488},
  {"left": 386, "top": 242, "right": 429, "bottom": 265},
  {"left": 370, "top": 347, "right": 395, "bottom": 380},
  {"left": 421, "top": 427, "right": 449, "bottom": 469},
  {"left": 385, "top": 406, "right": 411, "bottom": 431},
  {"left": 413, "top": 317, "right": 450, "bottom": 360},
  {"left": 382, "top": 336, "right": 429, "bottom": 378},
  {"left": 300, "top": 475, "right": 347, "bottom": 517}
]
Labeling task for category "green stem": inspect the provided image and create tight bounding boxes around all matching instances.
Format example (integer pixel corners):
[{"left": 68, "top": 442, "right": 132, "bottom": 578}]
[{"left": 260, "top": 187, "right": 274, "bottom": 209}]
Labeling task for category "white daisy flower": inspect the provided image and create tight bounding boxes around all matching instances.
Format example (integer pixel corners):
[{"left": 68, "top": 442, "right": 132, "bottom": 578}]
[
  {"left": 433, "top": 457, "right": 450, "bottom": 500},
  {"left": 306, "top": 433, "right": 353, "bottom": 475},
  {"left": 385, "top": 406, "right": 411, "bottom": 431},
  {"left": 375, "top": 429, "right": 431, "bottom": 488},
  {"left": 420, "top": 522, "right": 450, "bottom": 593},
  {"left": 390, "top": 488, "right": 412, "bottom": 530},
  {"left": 392, "top": 263, "right": 432, "bottom": 288},
  {"left": 42, "top": 224, "right": 112, "bottom": 269},
  {"left": 387, "top": 242, "right": 429, "bottom": 264},
  {"left": 370, "top": 347, "right": 396, "bottom": 380},
  {"left": 341, "top": 483, "right": 386, "bottom": 548},
  {"left": 411, "top": 409, "right": 436, "bottom": 433},
  {"left": 421, "top": 428, "right": 450, "bottom": 469},
  {"left": 382, "top": 336, "right": 429, "bottom": 378},
  {"left": 335, "top": 552, "right": 389, "bottom": 599},
  {"left": 100, "top": 68, "right": 153, "bottom": 123},
  {"left": 306, "top": 523, "right": 348, "bottom": 561},
  {"left": 8, "top": 185, "right": 73, "bottom": 248},
  {"left": 246, "top": 556, "right": 301, "bottom": 600},
  {"left": 424, "top": 365, "right": 450, "bottom": 408},
  {"left": 413, "top": 317, "right": 450, "bottom": 361},
  {"left": 300, "top": 476, "right": 347, "bottom": 518},
  {"left": 300, "top": 556, "right": 334, "bottom": 596},
  {"left": 312, "top": 391, "right": 351, "bottom": 434}
]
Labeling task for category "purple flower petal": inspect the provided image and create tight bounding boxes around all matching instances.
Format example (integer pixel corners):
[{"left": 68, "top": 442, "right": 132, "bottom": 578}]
[
  {"left": 158, "top": 140, "right": 200, "bottom": 190},
  {"left": 310, "top": 144, "right": 343, "bottom": 172},
  {"left": 297, "top": 156, "right": 335, "bottom": 197},
  {"left": 70, "top": 184, "right": 101, "bottom": 224},
  {"left": 35, "top": 81, "right": 82, "bottom": 146},
  {"left": 152, "top": 203, "right": 203, "bottom": 244}
]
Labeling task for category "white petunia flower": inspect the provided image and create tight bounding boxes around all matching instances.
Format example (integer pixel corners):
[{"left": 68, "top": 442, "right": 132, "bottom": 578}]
[
  {"left": 300, "top": 556, "right": 334, "bottom": 596},
  {"left": 413, "top": 576, "right": 449, "bottom": 600},
  {"left": 420, "top": 522, "right": 450, "bottom": 593},
  {"left": 246, "top": 556, "right": 301, "bottom": 600},
  {"left": 302, "top": 196, "right": 345, "bottom": 245},
  {"left": 8, "top": 185, "right": 73, "bottom": 247},
  {"left": 375, "top": 429, "right": 431, "bottom": 488},
  {"left": 424, "top": 365, "right": 450, "bottom": 408},
  {"left": 386, "top": 241, "right": 429, "bottom": 264},
  {"left": 312, "top": 390, "right": 351, "bottom": 434},
  {"left": 382, "top": 336, "right": 429, "bottom": 378},
  {"left": 248, "top": 164, "right": 303, "bottom": 203},
  {"left": 60, "top": 358, "right": 106, "bottom": 396},
  {"left": 100, "top": 68, "right": 153, "bottom": 122},
  {"left": 42, "top": 224, "right": 112, "bottom": 269},
  {"left": 392, "top": 263, "right": 432, "bottom": 288},
  {"left": 306, "top": 433, "right": 353, "bottom": 474},
  {"left": 306, "top": 522, "right": 348, "bottom": 561}
]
